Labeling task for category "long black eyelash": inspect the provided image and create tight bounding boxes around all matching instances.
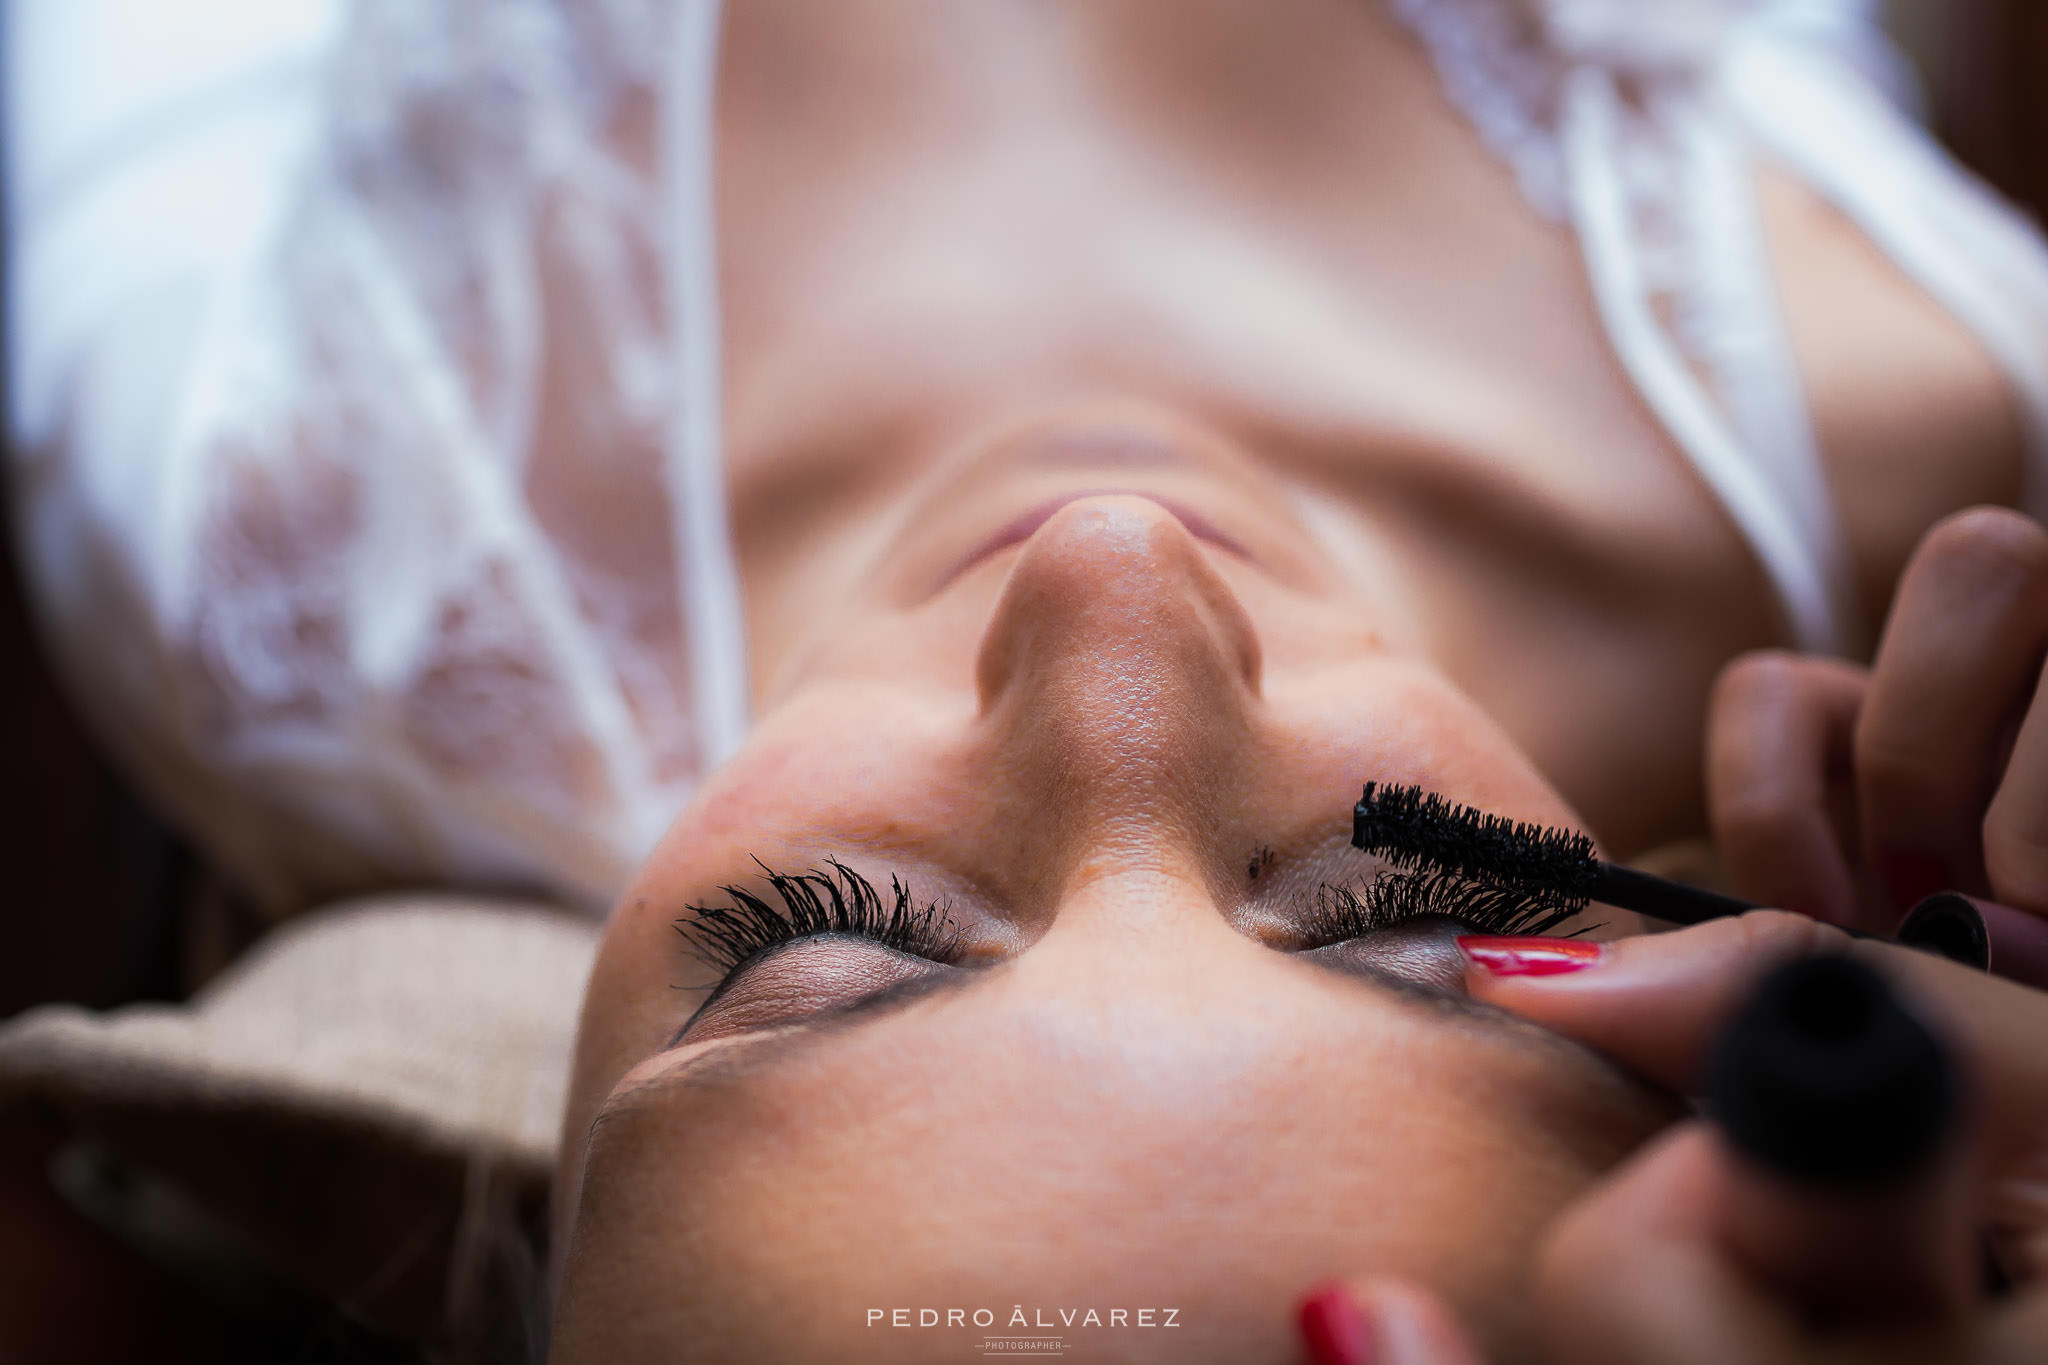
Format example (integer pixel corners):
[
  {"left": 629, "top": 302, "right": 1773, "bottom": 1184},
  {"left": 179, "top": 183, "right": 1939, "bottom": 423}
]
[
  {"left": 675, "top": 859, "right": 964, "bottom": 981},
  {"left": 1300, "top": 866, "right": 1585, "bottom": 946}
]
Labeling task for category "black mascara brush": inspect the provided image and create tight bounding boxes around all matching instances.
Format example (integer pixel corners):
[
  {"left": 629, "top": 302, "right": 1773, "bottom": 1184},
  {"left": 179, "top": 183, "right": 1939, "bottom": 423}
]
[
  {"left": 1352, "top": 782, "right": 1989, "bottom": 969},
  {"left": 1353, "top": 782, "right": 1754, "bottom": 925}
]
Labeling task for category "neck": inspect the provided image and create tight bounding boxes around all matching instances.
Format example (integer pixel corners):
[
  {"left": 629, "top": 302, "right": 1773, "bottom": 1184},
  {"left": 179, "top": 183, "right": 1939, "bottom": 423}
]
[
  {"left": 710, "top": 0, "right": 1787, "bottom": 858},
  {"left": 715, "top": 0, "right": 1474, "bottom": 694}
]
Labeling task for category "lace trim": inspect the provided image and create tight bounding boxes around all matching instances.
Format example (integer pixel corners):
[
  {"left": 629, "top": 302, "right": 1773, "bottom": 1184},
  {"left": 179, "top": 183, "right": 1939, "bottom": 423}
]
[{"left": 160, "top": 0, "right": 705, "bottom": 908}]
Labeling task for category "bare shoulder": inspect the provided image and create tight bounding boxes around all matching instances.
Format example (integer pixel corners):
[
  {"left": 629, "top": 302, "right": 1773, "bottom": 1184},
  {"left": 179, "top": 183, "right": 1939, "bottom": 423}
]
[{"left": 1761, "top": 168, "right": 2029, "bottom": 649}]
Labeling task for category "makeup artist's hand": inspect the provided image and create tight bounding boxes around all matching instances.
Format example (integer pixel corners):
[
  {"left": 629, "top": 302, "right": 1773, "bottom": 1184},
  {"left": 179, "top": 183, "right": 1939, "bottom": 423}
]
[
  {"left": 1299, "top": 912, "right": 2048, "bottom": 1365},
  {"left": 1496, "top": 913, "right": 2044, "bottom": 1364},
  {"left": 1706, "top": 506, "right": 2048, "bottom": 937}
]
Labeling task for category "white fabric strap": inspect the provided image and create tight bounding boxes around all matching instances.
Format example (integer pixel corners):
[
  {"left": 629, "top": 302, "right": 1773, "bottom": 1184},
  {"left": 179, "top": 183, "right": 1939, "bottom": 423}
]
[
  {"left": 1399, "top": 0, "right": 2048, "bottom": 653},
  {"left": 1561, "top": 66, "right": 1846, "bottom": 653},
  {"left": 664, "top": 0, "right": 752, "bottom": 774}
]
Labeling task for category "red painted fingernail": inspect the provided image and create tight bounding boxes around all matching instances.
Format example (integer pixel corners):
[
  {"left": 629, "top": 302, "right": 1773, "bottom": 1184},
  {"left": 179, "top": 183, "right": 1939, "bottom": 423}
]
[
  {"left": 1874, "top": 851, "right": 1949, "bottom": 917},
  {"left": 1297, "top": 1282, "right": 1375, "bottom": 1365},
  {"left": 1457, "top": 936, "right": 1604, "bottom": 976}
]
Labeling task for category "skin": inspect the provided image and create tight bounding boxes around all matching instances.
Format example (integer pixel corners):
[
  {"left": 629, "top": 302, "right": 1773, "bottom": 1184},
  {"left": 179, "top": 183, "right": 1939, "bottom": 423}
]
[
  {"left": 553, "top": 496, "right": 1677, "bottom": 1362},
  {"left": 552, "top": 2, "right": 2031, "bottom": 1360}
]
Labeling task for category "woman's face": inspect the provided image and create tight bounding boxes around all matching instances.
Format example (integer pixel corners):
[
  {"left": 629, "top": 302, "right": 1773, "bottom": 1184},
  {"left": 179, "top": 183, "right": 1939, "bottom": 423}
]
[{"left": 552, "top": 412, "right": 1674, "bottom": 1362}]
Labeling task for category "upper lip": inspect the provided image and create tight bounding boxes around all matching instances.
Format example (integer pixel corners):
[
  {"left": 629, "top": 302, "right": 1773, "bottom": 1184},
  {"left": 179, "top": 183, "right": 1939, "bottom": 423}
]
[{"left": 936, "top": 489, "right": 1256, "bottom": 591}]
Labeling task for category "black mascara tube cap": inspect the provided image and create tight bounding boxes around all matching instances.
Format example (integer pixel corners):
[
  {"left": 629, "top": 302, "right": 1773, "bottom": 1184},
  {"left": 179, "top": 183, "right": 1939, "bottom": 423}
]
[
  {"left": 1705, "top": 956, "right": 1954, "bottom": 1187},
  {"left": 1896, "top": 893, "right": 1989, "bottom": 971}
]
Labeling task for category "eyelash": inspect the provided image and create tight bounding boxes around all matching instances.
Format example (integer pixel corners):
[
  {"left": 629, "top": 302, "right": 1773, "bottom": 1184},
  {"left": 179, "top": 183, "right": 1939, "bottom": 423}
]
[
  {"left": 1297, "top": 866, "right": 1584, "bottom": 946},
  {"left": 677, "top": 857, "right": 1583, "bottom": 986},
  {"left": 675, "top": 859, "right": 965, "bottom": 982}
]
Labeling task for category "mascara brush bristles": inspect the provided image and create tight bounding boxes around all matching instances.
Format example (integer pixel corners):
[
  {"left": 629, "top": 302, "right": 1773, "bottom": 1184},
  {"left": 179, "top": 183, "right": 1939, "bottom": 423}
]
[
  {"left": 1353, "top": 781, "right": 1600, "bottom": 905},
  {"left": 1351, "top": 782, "right": 1991, "bottom": 957}
]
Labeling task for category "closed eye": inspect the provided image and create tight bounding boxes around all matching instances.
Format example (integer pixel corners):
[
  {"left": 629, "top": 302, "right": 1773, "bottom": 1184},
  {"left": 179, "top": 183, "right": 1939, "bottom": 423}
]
[
  {"left": 670, "top": 859, "right": 1588, "bottom": 1043},
  {"left": 670, "top": 861, "right": 965, "bottom": 1045},
  {"left": 675, "top": 859, "right": 963, "bottom": 985}
]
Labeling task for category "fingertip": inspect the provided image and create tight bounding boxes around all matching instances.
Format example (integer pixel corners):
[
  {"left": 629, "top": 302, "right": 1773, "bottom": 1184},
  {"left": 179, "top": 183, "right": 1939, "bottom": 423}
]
[
  {"left": 1297, "top": 1281, "right": 1372, "bottom": 1365},
  {"left": 1706, "top": 650, "right": 1866, "bottom": 926},
  {"left": 1980, "top": 808, "right": 2048, "bottom": 923},
  {"left": 1298, "top": 1278, "right": 1486, "bottom": 1365},
  {"left": 1463, "top": 911, "right": 1837, "bottom": 994},
  {"left": 1358, "top": 1280, "right": 1487, "bottom": 1365},
  {"left": 1538, "top": 1127, "right": 1723, "bottom": 1288},
  {"left": 1461, "top": 914, "right": 1848, "bottom": 1090},
  {"left": 1532, "top": 1129, "right": 1813, "bottom": 1365}
]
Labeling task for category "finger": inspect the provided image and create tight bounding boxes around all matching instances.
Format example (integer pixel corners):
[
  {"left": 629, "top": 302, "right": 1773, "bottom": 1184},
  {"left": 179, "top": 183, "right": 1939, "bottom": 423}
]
[
  {"left": 1297, "top": 1279, "right": 1485, "bottom": 1365},
  {"left": 1858, "top": 507, "right": 2048, "bottom": 914},
  {"left": 1538, "top": 1126, "right": 1969, "bottom": 1365},
  {"left": 1536, "top": 1127, "right": 1806, "bottom": 1365},
  {"left": 1702, "top": 955, "right": 1978, "bottom": 1320},
  {"left": 1465, "top": 911, "right": 1844, "bottom": 1092},
  {"left": 1466, "top": 912, "right": 2048, "bottom": 1159},
  {"left": 1362, "top": 1281, "right": 1486, "bottom": 1365},
  {"left": 1984, "top": 666, "right": 2048, "bottom": 915},
  {"left": 1825, "top": 935, "right": 2048, "bottom": 1170},
  {"left": 1475, "top": 916, "right": 2048, "bottom": 1309},
  {"left": 1708, "top": 651, "right": 1868, "bottom": 926}
]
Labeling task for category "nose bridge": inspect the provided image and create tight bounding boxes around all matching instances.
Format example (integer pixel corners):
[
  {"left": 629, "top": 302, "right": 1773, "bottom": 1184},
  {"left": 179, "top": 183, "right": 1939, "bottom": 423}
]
[
  {"left": 974, "top": 496, "right": 1262, "bottom": 865},
  {"left": 999, "top": 862, "right": 1279, "bottom": 1040}
]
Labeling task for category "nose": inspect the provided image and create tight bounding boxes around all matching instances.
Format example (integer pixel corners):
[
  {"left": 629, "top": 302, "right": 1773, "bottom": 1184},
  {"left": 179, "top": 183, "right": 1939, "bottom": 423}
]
[{"left": 974, "top": 495, "right": 1264, "bottom": 863}]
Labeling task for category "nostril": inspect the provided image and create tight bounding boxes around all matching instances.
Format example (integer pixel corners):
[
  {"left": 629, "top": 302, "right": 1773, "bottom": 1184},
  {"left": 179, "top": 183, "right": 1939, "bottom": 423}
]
[{"left": 973, "top": 495, "right": 1262, "bottom": 715}]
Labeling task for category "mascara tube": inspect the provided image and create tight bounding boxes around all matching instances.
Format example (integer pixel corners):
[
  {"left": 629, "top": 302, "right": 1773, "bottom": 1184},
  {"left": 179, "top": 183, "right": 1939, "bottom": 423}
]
[{"left": 1704, "top": 954, "right": 1976, "bottom": 1321}]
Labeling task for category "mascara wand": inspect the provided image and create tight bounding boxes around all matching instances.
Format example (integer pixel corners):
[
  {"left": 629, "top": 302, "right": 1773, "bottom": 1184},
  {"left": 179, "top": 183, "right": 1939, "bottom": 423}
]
[
  {"left": 1351, "top": 782, "right": 1988, "bottom": 968},
  {"left": 1353, "top": 782, "right": 1754, "bottom": 926}
]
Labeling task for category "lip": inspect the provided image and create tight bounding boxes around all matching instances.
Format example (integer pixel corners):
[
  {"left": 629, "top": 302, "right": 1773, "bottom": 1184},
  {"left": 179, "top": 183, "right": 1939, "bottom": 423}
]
[{"left": 936, "top": 489, "right": 1257, "bottom": 592}]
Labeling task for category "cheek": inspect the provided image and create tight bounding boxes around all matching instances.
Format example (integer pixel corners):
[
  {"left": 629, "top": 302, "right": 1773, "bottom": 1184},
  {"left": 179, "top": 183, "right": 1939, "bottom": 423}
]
[
  {"left": 560, "top": 923, "right": 683, "bottom": 1176},
  {"left": 772, "top": 565, "right": 1002, "bottom": 703},
  {"left": 1260, "top": 660, "right": 1577, "bottom": 829}
]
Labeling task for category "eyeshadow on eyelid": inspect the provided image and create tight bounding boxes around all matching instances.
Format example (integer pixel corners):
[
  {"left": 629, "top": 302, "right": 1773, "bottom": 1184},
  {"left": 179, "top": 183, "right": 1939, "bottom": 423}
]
[{"left": 672, "top": 938, "right": 947, "bottom": 1046}]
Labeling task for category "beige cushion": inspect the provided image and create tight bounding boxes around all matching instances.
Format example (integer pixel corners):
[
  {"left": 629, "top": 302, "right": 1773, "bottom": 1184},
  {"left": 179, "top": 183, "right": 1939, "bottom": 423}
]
[{"left": 0, "top": 896, "right": 600, "bottom": 1345}]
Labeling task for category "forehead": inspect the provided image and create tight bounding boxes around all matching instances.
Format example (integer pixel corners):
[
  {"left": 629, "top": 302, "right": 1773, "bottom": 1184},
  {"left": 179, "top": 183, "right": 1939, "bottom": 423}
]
[
  {"left": 562, "top": 960, "right": 1667, "bottom": 1364},
  {"left": 594, "top": 952, "right": 1654, "bottom": 1178}
]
